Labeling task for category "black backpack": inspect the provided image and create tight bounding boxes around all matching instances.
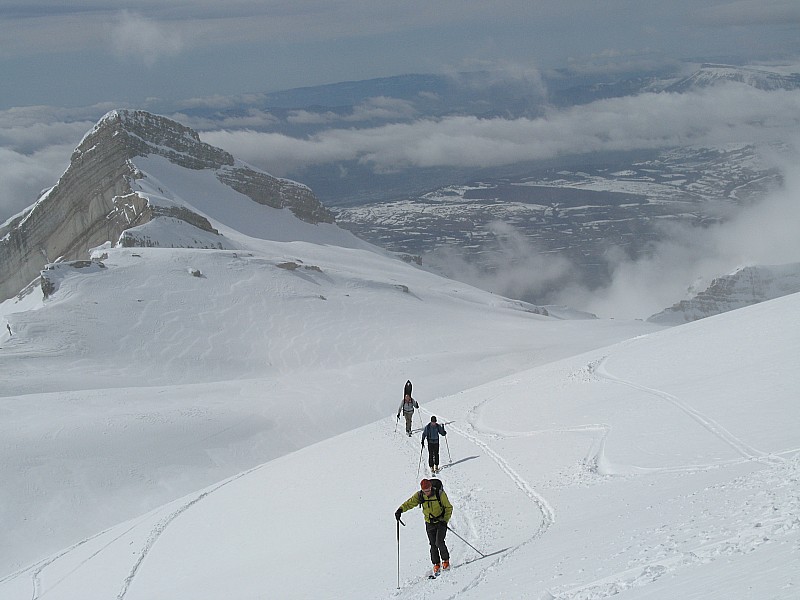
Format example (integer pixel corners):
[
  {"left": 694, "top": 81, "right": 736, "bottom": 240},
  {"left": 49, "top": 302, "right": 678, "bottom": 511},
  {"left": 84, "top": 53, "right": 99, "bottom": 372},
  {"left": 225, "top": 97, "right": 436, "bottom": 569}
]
[
  {"left": 404, "top": 380, "right": 413, "bottom": 396},
  {"left": 418, "top": 478, "right": 446, "bottom": 520}
]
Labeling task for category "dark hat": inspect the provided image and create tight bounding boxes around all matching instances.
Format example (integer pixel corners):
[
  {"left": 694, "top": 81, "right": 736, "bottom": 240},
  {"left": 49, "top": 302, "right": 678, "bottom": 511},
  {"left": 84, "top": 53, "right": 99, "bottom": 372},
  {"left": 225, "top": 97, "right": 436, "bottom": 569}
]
[{"left": 431, "top": 415, "right": 437, "bottom": 422}]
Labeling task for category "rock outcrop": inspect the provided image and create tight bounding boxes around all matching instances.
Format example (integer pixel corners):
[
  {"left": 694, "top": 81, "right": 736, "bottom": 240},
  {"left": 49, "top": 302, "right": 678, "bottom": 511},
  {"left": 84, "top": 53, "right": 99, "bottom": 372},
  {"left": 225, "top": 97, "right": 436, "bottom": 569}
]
[
  {"left": 0, "top": 110, "right": 334, "bottom": 302},
  {"left": 647, "top": 263, "right": 800, "bottom": 325}
]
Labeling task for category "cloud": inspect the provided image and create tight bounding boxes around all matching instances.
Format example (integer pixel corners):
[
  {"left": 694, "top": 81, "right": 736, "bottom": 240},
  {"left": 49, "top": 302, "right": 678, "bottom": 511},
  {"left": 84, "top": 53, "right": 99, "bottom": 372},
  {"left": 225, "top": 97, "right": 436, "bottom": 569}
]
[
  {"left": 0, "top": 144, "right": 75, "bottom": 223},
  {"left": 286, "top": 97, "right": 417, "bottom": 126},
  {"left": 0, "top": 1, "right": 577, "bottom": 60},
  {"left": 201, "top": 84, "right": 800, "bottom": 176},
  {"left": 693, "top": 1, "right": 800, "bottom": 26},
  {"left": 425, "top": 142, "right": 800, "bottom": 321},
  {"left": 200, "top": 129, "right": 360, "bottom": 176},
  {"left": 425, "top": 220, "right": 578, "bottom": 303},
  {"left": 345, "top": 97, "right": 418, "bottom": 122},
  {"left": 175, "top": 94, "right": 268, "bottom": 111},
  {"left": 171, "top": 110, "right": 281, "bottom": 132},
  {"left": 559, "top": 49, "right": 681, "bottom": 78},
  {"left": 445, "top": 60, "right": 548, "bottom": 98},
  {"left": 553, "top": 142, "right": 800, "bottom": 320},
  {"left": 0, "top": 106, "right": 112, "bottom": 223},
  {"left": 0, "top": 120, "right": 91, "bottom": 155},
  {"left": 109, "top": 11, "right": 184, "bottom": 66},
  {"left": 287, "top": 110, "right": 340, "bottom": 125}
]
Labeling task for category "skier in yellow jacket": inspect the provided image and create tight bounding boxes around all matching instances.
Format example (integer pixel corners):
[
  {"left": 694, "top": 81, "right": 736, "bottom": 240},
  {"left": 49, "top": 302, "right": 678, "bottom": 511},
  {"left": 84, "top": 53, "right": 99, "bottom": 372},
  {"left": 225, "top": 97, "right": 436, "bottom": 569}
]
[{"left": 395, "top": 478, "right": 453, "bottom": 576}]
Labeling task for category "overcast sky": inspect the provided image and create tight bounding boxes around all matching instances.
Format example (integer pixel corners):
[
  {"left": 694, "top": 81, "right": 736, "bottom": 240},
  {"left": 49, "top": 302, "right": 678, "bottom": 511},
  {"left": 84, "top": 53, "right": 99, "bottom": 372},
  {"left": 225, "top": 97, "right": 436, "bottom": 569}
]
[{"left": 2, "top": 1, "right": 799, "bottom": 109}]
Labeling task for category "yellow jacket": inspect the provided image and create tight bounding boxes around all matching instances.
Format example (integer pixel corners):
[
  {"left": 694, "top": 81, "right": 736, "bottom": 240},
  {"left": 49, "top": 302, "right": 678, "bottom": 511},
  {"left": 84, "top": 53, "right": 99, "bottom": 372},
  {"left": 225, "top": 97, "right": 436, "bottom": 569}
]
[{"left": 398, "top": 489, "right": 452, "bottom": 524}]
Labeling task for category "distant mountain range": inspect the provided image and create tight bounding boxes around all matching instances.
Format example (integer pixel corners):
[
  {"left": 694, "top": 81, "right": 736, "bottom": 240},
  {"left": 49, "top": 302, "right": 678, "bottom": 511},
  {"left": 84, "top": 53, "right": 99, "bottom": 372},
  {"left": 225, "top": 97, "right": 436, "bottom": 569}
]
[{"left": 183, "top": 63, "right": 800, "bottom": 126}]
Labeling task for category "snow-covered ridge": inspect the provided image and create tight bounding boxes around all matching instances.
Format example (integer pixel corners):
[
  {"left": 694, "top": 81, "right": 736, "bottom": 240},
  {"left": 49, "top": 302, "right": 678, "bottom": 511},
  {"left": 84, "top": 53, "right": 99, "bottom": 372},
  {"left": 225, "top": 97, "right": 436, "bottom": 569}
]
[{"left": 663, "top": 63, "right": 800, "bottom": 93}]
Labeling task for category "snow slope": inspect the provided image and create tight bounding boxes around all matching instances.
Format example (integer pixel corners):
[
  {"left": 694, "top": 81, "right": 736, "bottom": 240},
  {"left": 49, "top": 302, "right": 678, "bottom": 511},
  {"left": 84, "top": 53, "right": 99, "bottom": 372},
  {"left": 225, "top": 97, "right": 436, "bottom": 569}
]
[
  {"left": 2, "top": 152, "right": 798, "bottom": 599},
  {"left": 2, "top": 292, "right": 798, "bottom": 599}
]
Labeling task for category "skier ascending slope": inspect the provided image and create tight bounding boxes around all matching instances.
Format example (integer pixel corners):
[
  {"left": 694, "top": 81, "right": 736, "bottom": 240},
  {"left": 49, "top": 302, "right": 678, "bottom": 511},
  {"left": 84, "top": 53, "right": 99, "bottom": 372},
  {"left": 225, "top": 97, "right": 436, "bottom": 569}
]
[
  {"left": 421, "top": 415, "right": 447, "bottom": 473},
  {"left": 395, "top": 478, "right": 453, "bottom": 577},
  {"left": 396, "top": 380, "right": 419, "bottom": 437}
]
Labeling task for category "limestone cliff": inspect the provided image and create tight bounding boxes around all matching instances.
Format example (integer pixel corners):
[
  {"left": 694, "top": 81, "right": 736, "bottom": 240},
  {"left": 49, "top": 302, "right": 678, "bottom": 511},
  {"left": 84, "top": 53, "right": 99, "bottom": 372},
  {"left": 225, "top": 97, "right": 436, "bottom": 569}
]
[
  {"left": 647, "top": 263, "right": 800, "bottom": 325},
  {"left": 0, "top": 110, "right": 334, "bottom": 302}
]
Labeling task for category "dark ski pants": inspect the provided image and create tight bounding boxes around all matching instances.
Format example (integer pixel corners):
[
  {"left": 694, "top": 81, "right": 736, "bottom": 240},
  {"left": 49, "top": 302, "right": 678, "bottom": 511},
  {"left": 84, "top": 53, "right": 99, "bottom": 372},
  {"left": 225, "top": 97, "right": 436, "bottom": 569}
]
[
  {"left": 427, "top": 441, "right": 440, "bottom": 468},
  {"left": 403, "top": 411, "right": 414, "bottom": 434},
  {"left": 425, "top": 520, "right": 450, "bottom": 565}
]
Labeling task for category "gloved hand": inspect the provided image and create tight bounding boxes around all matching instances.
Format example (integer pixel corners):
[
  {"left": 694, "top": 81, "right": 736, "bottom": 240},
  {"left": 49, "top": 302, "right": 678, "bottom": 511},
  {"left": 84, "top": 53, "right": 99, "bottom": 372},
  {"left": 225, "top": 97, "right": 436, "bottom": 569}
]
[
  {"left": 395, "top": 509, "right": 402, "bottom": 521},
  {"left": 396, "top": 413, "right": 400, "bottom": 419}
]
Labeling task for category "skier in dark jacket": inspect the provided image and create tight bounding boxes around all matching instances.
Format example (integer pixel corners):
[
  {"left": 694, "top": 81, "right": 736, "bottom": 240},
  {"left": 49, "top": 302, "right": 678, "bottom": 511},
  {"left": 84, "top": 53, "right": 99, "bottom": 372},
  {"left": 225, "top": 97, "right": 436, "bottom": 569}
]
[
  {"left": 395, "top": 478, "right": 453, "bottom": 577},
  {"left": 421, "top": 416, "right": 446, "bottom": 473},
  {"left": 397, "top": 380, "right": 419, "bottom": 436}
]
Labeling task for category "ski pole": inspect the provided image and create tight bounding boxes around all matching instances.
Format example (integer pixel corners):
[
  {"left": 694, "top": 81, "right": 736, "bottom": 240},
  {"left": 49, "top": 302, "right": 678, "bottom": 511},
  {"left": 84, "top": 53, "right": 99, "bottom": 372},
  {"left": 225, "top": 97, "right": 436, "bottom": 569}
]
[
  {"left": 444, "top": 435, "right": 452, "bottom": 464},
  {"left": 416, "top": 441, "right": 425, "bottom": 478},
  {"left": 396, "top": 518, "right": 405, "bottom": 588},
  {"left": 446, "top": 524, "right": 486, "bottom": 557},
  {"left": 394, "top": 413, "right": 399, "bottom": 434}
]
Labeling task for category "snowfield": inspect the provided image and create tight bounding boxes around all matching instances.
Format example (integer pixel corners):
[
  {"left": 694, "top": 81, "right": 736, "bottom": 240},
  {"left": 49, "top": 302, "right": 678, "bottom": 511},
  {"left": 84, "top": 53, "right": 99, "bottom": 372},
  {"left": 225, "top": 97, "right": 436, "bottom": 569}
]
[{"left": 1, "top": 153, "right": 798, "bottom": 599}]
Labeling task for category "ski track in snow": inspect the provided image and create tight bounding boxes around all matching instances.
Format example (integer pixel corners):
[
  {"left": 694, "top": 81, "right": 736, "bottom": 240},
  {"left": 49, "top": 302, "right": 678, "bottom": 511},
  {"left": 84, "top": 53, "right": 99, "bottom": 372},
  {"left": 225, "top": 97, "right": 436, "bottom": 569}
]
[
  {"left": 10, "top": 462, "right": 268, "bottom": 600},
  {"left": 33, "top": 520, "right": 146, "bottom": 600},
  {"left": 405, "top": 351, "right": 799, "bottom": 600},
  {"left": 114, "top": 463, "right": 267, "bottom": 600},
  {"left": 389, "top": 402, "right": 556, "bottom": 599},
  {"left": 444, "top": 414, "right": 556, "bottom": 599},
  {"left": 0, "top": 514, "right": 150, "bottom": 600},
  {"left": 543, "top": 354, "right": 799, "bottom": 599},
  {"left": 594, "top": 355, "right": 783, "bottom": 465}
]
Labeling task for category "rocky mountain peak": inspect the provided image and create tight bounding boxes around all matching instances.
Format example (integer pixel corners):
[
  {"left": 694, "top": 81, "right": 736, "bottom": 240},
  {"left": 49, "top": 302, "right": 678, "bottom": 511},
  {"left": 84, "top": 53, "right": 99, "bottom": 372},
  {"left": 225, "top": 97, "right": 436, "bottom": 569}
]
[
  {"left": 0, "top": 110, "right": 335, "bottom": 303},
  {"left": 79, "top": 109, "right": 234, "bottom": 171}
]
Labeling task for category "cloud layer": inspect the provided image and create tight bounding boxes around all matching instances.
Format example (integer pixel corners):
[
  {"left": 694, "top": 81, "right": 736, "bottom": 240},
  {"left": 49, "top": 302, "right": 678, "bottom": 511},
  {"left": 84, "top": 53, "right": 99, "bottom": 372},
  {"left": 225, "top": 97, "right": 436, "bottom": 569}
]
[
  {"left": 201, "top": 84, "right": 800, "bottom": 176},
  {"left": 576, "top": 149, "right": 800, "bottom": 319}
]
